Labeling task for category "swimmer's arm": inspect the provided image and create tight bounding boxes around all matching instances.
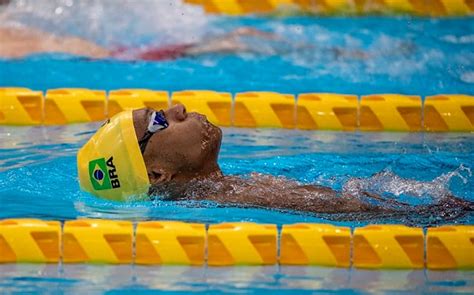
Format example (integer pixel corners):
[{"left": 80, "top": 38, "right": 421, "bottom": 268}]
[
  {"left": 184, "top": 39, "right": 249, "bottom": 56},
  {"left": 185, "top": 27, "right": 281, "bottom": 56},
  {"left": 0, "top": 27, "right": 110, "bottom": 58}
]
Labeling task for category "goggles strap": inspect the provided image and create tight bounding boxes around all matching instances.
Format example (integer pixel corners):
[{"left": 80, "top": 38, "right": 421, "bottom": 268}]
[{"left": 139, "top": 131, "right": 154, "bottom": 153}]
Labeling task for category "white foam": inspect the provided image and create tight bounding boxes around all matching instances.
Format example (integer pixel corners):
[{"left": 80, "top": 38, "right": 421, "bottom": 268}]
[
  {"left": 342, "top": 165, "right": 471, "bottom": 203},
  {"left": 442, "top": 34, "right": 474, "bottom": 44},
  {"left": 1, "top": 0, "right": 212, "bottom": 46},
  {"left": 461, "top": 71, "right": 474, "bottom": 83}
]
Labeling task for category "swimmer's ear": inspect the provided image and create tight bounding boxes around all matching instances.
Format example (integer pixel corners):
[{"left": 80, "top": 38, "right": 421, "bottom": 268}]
[{"left": 148, "top": 167, "right": 173, "bottom": 184}]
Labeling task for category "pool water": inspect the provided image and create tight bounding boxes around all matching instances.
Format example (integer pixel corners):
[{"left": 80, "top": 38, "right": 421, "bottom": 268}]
[
  {"left": 0, "top": 10, "right": 473, "bottom": 94},
  {"left": 1, "top": 125, "right": 472, "bottom": 226},
  {"left": 0, "top": 264, "right": 473, "bottom": 294},
  {"left": 1, "top": 1, "right": 474, "bottom": 293}
]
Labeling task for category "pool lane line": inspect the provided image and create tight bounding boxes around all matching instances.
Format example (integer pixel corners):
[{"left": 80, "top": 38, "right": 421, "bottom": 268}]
[
  {"left": 1, "top": 88, "right": 473, "bottom": 132},
  {"left": 0, "top": 219, "right": 472, "bottom": 269}
]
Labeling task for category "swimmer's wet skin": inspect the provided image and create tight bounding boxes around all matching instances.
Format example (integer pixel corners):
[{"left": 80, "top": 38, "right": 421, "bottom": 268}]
[{"left": 78, "top": 105, "right": 474, "bottom": 221}]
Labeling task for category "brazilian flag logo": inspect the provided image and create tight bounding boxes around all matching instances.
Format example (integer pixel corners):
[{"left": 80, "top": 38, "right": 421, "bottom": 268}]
[{"left": 89, "top": 158, "right": 112, "bottom": 190}]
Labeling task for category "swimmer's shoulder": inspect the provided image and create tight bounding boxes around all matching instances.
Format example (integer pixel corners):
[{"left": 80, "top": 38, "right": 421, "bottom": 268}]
[{"left": 0, "top": 26, "right": 111, "bottom": 59}]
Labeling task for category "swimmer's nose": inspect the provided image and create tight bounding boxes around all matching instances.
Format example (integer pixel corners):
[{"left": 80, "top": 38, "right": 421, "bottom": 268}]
[{"left": 166, "top": 104, "right": 187, "bottom": 122}]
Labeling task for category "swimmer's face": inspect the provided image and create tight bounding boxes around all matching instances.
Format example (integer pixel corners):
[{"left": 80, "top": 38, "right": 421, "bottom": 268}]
[{"left": 132, "top": 104, "right": 222, "bottom": 185}]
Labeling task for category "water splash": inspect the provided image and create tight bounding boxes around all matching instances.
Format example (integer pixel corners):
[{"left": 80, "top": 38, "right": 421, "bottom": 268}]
[
  {"left": 332, "top": 165, "right": 473, "bottom": 225},
  {"left": 343, "top": 165, "right": 471, "bottom": 203},
  {"left": 1, "top": 0, "right": 211, "bottom": 46}
]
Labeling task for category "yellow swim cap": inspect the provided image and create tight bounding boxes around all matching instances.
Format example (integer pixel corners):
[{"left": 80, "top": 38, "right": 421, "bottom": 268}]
[{"left": 77, "top": 111, "right": 150, "bottom": 201}]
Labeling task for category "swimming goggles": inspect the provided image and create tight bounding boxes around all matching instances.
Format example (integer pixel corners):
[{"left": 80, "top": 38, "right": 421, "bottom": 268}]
[{"left": 139, "top": 110, "right": 169, "bottom": 153}]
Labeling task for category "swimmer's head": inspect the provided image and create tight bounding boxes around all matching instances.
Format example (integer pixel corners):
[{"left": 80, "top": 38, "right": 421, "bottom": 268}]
[
  {"left": 133, "top": 104, "right": 222, "bottom": 185},
  {"left": 77, "top": 104, "right": 223, "bottom": 201}
]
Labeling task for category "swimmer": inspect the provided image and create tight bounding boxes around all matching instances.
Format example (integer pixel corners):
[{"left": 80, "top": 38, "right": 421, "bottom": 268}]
[
  {"left": 0, "top": 0, "right": 415, "bottom": 61},
  {"left": 0, "top": 25, "right": 288, "bottom": 60},
  {"left": 77, "top": 105, "right": 473, "bottom": 220},
  {"left": 1, "top": 0, "right": 290, "bottom": 60},
  {"left": 0, "top": 24, "right": 415, "bottom": 62}
]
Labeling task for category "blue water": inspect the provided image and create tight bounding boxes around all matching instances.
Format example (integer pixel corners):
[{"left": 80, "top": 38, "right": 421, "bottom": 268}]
[
  {"left": 1, "top": 125, "right": 473, "bottom": 226},
  {"left": 0, "top": 264, "right": 473, "bottom": 294},
  {"left": 1, "top": 2, "right": 474, "bottom": 293},
  {"left": 1, "top": 16, "right": 474, "bottom": 95}
]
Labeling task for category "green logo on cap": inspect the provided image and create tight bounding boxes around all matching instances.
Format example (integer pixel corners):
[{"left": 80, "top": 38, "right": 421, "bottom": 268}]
[
  {"left": 88, "top": 157, "right": 121, "bottom": 190},
  {"left": 89, "top": 158, "right": 111, "bottom": 190}
]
